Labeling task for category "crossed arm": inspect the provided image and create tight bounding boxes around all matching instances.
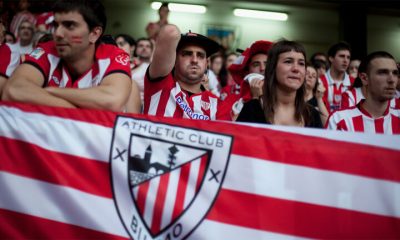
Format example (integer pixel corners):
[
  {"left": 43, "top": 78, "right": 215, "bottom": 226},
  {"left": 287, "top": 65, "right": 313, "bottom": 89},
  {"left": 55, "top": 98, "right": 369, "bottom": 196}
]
[
  {"left": 0, "top": 75, "right": 7, "bottom": 98},
  {"left": 2, "top": 64, "right": 132, "bottom": 112}
]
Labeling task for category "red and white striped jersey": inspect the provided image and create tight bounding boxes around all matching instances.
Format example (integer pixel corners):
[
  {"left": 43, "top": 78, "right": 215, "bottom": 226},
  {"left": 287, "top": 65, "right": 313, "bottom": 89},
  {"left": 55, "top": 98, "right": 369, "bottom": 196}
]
[
  {"left": 320, "top": 70, "right": 354, "bottom": 112},
  {"left": 340, "top": 87, "right": 364, "bottom": 109},
  {"left": 144, "top": 73, "right": 231, "bottom": 120},
  {"left": 24, "top": 41, "right": 131, "bottom": 88},
  {"left": 0, "top": 43, "right": 20, "bottom": 78},
  {"left": 391, "top": 98, "right": 400, "bottom": 109},
  {"left": 340, "top": 87, "right": 400, "bottom": 110},
  {"left": 327, "top": 100, "right": 400, "bottom": 134}
]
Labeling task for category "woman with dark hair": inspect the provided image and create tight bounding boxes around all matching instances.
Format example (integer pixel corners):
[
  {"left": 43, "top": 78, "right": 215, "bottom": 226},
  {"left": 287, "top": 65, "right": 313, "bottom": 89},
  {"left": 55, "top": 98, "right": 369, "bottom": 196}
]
[
  {"left": 304, "top": 64, "right": 329, "bottom": 125},
  {"left": 237, "top": 40, "right": 322, "bottom": 128}
]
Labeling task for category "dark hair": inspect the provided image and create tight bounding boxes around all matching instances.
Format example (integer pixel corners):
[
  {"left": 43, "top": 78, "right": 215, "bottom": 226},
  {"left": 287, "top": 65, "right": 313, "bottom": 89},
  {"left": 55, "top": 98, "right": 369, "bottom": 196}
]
[
  {"left": 310, "top": 52, "right": 327, "bottom": 63},
  {"left": 327, "top": 41, "right": 351, "bottom": 58},
  {"left": 360, "top": 51, "right": 395, "bottom": 74},
  {"left": 135, "top": 37, "right": 153, "bottom": 49},
  {"left": 159, "top": 2, "right": 169, "bottom": 13},
  {"left": 312, "top": 59, "right": 327, "bottom": 71},
  {"left": 37, "top": 32, "right": 53, "bottom": 44},
  {"left": 99, "top": 34, "right": 117, "bottom": 46},
  {"left": 115, "top": 33, "right": 136, "bottom": 47},
  {"left": 52, "top": 0, "right": 106, "bottom": 33},
  {"left": 306, "top": 63, "right": 319, "bottom": 95},
  {"left": 262, "top": 39, "right": 311, "bottom": 125},
  {"left": 5, "top": 31, "right": 16, "bottom": 43}
]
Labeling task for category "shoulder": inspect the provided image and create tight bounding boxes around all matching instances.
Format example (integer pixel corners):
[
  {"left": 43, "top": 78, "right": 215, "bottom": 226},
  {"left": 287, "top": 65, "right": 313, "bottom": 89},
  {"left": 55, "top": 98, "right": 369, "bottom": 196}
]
[
  {"left": 96, "top": 43, "right": 127, "bottom": 59},
  {"left": 236, "top": 99, "right": 266, "bottom": 123},
  {"left": 329, "top": 106, "right": 360, "bottom": 122},
  {"left": 308, "top": 106, "right": 323, "bottom": 128},
  {"left": 0, "top": 43, "right": 11, "bottom": 55},
  {"left": 23, "top": 42, "right": 57, "bottom": 68},
  {"left": 29, "top": 41, "right": 57, "bottom": 58}
]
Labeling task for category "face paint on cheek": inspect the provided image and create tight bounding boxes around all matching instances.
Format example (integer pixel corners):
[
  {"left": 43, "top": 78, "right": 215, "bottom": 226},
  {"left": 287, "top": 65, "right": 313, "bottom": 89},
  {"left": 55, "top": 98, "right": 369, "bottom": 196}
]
[{"left": 71, "top": 36, "right": 83, "bottom": 43}]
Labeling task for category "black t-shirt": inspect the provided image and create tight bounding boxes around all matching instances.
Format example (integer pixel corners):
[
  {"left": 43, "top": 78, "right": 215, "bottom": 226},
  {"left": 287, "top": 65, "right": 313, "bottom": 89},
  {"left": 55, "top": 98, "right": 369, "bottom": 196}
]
[{"left": 237, "top": 99, "right": 323, "bottom": 128}]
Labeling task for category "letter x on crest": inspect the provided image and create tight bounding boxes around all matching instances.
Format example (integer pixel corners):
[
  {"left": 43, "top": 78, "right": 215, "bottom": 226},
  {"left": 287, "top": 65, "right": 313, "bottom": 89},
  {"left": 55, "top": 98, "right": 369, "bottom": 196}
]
[
  {"left": 208, "top": 169, "right": 221, "bottom": 183},
  {"left": 113, "top": 148, "right": 127, "bottom": 161}
]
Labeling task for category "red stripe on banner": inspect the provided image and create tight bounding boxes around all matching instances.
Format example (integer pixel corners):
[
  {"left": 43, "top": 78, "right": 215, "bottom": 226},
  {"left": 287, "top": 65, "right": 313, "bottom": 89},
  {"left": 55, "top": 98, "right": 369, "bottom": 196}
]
[
  {"left": 136, "top": 181, "right": 150, "bottom": 216},
  {"left": 0, "top": 209, "right": 128, "bottom": 240},
  {"left": 374, "top": 118, "right": 384, "bottom": 134},
  {"left": 231, "top": 129, "right": 400, "bottom": 182},
  {"left": 353, "top": 115, "right": 364, "bottom": 132},
  {"left": 207, "top": 189, "right": 400, "bottom": 239},
  {"left": 196, "top": 154, "right": 208, "bottom": 192},
  {"left": 0, "top": 137, "right": 112, "bottom": 198},
  {"left": 150, "top": 173, "right": 170, "bottom": 234},
  {"left": 172, "top": 162, "right": 191, "bottom": 220},
  {"left": 1, "top": 102, "right": 119, "bottom": 128}
]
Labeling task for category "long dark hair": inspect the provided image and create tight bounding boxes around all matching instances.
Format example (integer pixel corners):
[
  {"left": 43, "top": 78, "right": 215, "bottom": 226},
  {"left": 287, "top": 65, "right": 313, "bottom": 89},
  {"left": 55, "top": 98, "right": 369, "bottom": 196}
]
[{"left": 262, "top": 40, "right": 311, "bottom": 125}]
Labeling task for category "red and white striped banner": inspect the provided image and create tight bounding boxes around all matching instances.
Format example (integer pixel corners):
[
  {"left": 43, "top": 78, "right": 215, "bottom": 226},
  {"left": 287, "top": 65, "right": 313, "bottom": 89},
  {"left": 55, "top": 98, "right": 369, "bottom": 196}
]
[{"left": 0, "top": 102, "right": 399, "bottom": 239}]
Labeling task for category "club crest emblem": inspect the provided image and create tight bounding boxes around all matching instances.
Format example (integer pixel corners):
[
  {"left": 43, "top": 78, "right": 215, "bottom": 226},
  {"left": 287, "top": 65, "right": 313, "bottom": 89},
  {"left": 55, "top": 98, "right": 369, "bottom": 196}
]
[
  {"left": 110, "top": 116, "right": 232, "bottom": 239},
  {"left": 200, "top": 101, "right": 210, "bottom": 111}
]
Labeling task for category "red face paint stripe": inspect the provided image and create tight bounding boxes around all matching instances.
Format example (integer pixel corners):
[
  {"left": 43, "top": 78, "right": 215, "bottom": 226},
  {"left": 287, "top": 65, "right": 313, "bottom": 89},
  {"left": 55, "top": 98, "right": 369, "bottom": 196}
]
[{"left": 71, "top": 36, "right": 83, "bottom": 43}]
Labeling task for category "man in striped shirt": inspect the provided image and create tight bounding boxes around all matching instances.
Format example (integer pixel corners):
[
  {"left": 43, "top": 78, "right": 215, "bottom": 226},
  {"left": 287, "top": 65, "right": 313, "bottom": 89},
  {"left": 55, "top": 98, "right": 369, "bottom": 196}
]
[
  {"left": 327, "top": 51, "right": 400, "bottom": 134},
  {"left": 144, "top": 25, "right": 230, "bottom": 120},
  {"left": 320, "top": 42, "right": 354, "bottom": 112},
  {"left": 2, "top": 0, "right": 132, "bottom": 112}
]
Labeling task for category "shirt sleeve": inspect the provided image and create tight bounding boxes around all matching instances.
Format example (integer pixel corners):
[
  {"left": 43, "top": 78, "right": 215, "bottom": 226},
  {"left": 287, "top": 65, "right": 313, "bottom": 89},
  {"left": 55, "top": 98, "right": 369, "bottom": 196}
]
[
  {"left": 0, "top": 44, "right": 20, "bottom": 78},
  {"left": 104, "top": 49, "right": 131, "bottom": 78},
  {"left": 24, "top": 46, "right": 50, "bottom": 80}
]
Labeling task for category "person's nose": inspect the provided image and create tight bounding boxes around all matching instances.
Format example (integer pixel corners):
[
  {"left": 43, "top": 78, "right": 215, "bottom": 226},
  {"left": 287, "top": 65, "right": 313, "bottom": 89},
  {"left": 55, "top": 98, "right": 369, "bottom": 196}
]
[
  {"left": 388, "top": 72, "right": 398, "bottom": 85},
  {"left": 260, "top": 63, "right": 266, "bottom": 74},
  {"left": 191, "top": 54, "right": 199, "bottom": 64},
  {"left": 53, "top": 26, "right": 64, "bottom": 39}
]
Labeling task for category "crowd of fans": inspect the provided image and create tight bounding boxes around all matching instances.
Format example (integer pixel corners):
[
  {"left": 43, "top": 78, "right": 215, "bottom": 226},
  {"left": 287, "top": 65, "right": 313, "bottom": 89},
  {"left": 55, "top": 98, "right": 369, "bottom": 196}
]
[{"left": 0, "top": 0, "right": 399, "bottom": 134}]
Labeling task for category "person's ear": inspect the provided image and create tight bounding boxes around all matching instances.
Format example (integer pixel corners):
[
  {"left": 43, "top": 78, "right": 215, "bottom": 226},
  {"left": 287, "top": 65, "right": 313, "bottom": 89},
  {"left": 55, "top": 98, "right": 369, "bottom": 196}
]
[
  {"left": 359, "top": 72, "right": 368, "bottom": 86},
  {"left": 89, "top": 26, "right": 103, "bottom": 44}
]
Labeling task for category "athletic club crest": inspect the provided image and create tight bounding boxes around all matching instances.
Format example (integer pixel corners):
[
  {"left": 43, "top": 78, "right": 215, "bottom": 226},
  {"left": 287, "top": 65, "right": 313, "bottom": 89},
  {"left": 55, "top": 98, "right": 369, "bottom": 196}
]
[{"left": 110, "top": 116, "right": 232, "bottom": 239}]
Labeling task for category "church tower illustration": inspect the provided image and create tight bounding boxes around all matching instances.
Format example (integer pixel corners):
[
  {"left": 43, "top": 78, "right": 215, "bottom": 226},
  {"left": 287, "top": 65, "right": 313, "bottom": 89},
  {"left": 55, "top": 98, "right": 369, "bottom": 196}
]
[{"left": 129, "top": 144, "right": 178, "bottom": 178}]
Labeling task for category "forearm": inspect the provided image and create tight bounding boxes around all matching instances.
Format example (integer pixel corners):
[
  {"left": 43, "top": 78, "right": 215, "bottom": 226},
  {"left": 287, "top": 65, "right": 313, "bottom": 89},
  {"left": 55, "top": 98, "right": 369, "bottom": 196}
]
[
  {"left": 0, "top": 76, "right": 6, "bottom": 98},
  {"left": 46, "top": 85, "right": 129, "bottom": 112},
  {"left": 149, "top": 24, "right": 181, "bottom": 78},
  {"left": 125, "top": 81, "right": 142, "bottom": 114},
  {"left": 2, "top": 80, "right": 76, "bottom": 108},
  {"left": 316, "top": 97, "right": 329, "bottom": 126}
]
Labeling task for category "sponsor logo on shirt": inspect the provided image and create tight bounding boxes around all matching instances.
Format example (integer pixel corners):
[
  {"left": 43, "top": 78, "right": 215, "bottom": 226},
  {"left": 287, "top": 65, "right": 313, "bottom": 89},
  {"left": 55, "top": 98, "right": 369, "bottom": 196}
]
[
  {"left": 29, "top": 48, "right": 45, "bottom": 59},
  {"left": 115, "top": 54, "right": 130, "bottom": 66},
  {"left": 176, "top": 96, "right": 210, "bottom": 120}
]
